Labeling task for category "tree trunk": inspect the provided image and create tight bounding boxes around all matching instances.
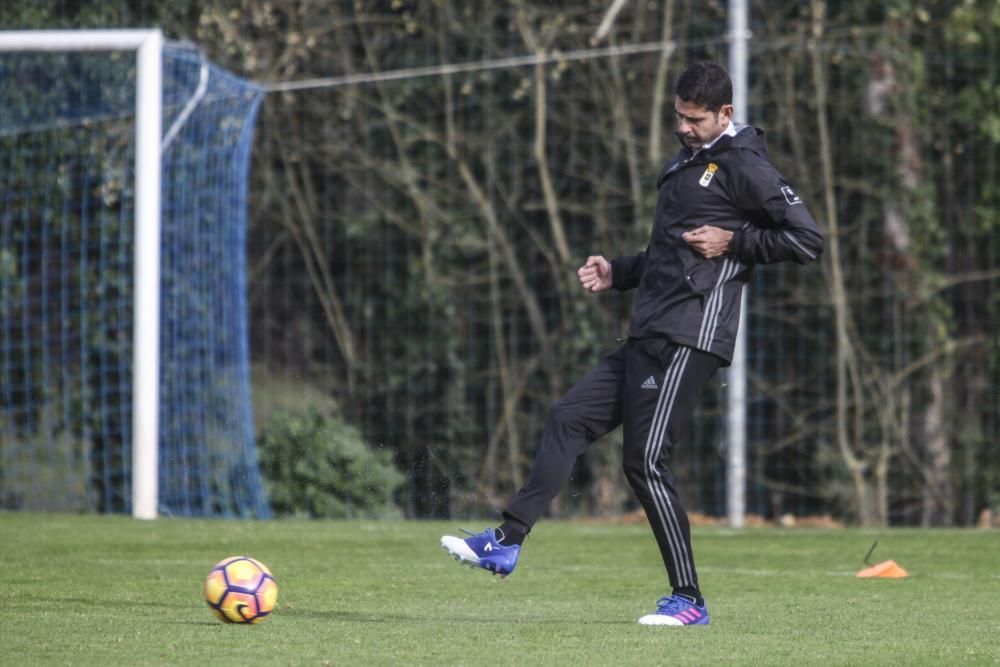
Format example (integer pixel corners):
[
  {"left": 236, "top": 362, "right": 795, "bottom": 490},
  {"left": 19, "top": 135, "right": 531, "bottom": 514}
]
[
  {"left": 810, "top": 0, "right": 881, "bottom": 526},
  {"left": 922, "top": 366, "right": 953, "bottom": 525}
]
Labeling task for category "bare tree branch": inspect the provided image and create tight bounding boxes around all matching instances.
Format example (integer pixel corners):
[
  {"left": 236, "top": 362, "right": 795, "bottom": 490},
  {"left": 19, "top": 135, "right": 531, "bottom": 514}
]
[
  {"left": 590, "top": 0, "right": 630, "bottom": 46},
  {"left": 648, "top": 0, "right": 676, "bottom": 167},
  {"left": 515, "top": 5, "right": 572, "bottom": 267}
]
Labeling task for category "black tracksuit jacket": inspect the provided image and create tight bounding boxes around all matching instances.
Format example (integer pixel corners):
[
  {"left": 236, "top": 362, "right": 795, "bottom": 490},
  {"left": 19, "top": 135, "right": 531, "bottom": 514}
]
[{"left": 610, "top": 125, "right": 824, "bottom": 365}]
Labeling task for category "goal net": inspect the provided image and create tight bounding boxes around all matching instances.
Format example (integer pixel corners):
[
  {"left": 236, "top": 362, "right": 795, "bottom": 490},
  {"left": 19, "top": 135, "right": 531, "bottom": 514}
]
[{"left": 0, "top": 32, "right": 270, "bottom": 517}]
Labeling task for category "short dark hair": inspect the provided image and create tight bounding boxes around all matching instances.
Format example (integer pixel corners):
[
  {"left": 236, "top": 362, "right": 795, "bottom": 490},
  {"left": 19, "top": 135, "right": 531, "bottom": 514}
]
[{"left": 675, "top": 62, "right": 732, "bottom": 112}]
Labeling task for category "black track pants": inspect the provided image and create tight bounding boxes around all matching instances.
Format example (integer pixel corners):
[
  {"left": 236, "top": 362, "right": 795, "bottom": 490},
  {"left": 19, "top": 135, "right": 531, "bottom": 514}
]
[{"left": 502, "top": 338, "right": 721, "bottom": 591}]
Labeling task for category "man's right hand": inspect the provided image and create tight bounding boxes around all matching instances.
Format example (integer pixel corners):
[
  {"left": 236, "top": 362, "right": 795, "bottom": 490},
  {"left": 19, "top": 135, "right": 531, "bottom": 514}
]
[{"left": 578, "top": 255, "right": 612, "bottom": 292}]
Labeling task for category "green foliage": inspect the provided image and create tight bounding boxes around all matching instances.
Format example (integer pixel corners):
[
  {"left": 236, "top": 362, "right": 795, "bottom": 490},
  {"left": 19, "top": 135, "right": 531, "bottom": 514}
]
[
  {"left": 0, "top": 0, "right": 204, "bottom": 33},
  {"left": 3, "top": 0, "right": 1000, "bottom": 524},
  {"left": 0, "top": 421, "right": 96, "bottom": 512},
  {"left": 257, "top": 408, "right": 405, "bottom": 519},
  {"left": 250, "top": 364, "right": 340, "bottom": 433}
]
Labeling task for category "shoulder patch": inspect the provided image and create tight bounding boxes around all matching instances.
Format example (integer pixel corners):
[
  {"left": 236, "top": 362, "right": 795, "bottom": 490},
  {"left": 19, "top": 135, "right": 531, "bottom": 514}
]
[{"left": 781, "top": 186, "right": 802, "bottom": 205}]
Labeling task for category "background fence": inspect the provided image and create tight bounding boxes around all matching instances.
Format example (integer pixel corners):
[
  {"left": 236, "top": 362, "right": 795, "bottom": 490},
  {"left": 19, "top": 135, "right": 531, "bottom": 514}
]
[{"left": 2, "top": 1, "right": 998, "bottom": 526}]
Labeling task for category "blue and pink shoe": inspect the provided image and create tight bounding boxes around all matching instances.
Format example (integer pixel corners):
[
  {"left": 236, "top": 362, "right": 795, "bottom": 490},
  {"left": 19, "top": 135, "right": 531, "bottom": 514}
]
[
  {"left": 440, "top": 528, "right": 520, "bottom": 578},
  {"left": 637, "top": 594, "right": 711, "bottom": 626}
]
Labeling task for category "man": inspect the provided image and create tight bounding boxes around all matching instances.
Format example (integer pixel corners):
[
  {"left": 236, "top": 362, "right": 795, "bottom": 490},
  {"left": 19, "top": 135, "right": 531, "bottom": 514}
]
[{"left": 441, "top": 61, "right": 823, "bottom": 626}]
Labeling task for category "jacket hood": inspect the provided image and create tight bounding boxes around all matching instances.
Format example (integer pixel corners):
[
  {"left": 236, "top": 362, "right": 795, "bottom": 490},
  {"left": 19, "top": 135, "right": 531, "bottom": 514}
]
[{"left": 729, "top": 124, "right": 768, "bottom": 156}]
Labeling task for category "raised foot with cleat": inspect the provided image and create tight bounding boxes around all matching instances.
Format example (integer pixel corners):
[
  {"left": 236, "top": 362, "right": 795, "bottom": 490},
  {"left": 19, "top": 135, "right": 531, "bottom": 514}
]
[{"left": 440, "top": 528, "right": 520, "bottom": 578}]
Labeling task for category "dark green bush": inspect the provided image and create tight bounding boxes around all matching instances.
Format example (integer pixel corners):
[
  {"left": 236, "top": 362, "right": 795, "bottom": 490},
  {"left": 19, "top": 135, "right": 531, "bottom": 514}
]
[{"left": 257, "top": 409, "right": 405, "bottom": 519}]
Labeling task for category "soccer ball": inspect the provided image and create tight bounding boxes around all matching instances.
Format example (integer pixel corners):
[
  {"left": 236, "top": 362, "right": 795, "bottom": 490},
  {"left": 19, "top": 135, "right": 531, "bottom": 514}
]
[{"left": 204, "top": 556, "right": 278, "bottom": 624}]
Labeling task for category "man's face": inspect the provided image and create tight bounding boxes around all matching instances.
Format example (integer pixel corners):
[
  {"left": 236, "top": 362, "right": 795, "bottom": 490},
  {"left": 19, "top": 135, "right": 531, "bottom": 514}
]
[{"left": 674, "top": 96, "right": 733, "bottom": 150}]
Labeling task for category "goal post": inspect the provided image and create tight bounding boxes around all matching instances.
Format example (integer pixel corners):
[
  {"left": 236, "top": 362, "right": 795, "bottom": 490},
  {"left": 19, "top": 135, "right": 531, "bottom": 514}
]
[
  {"left": 132, "top": 31, "right": 163, "bottom": 521},
  {"left": 0, "top": 30, "right": 269, "bottom": 520},
  {"left": 0, "top": 29, "right": 163, "bottom": 519}
]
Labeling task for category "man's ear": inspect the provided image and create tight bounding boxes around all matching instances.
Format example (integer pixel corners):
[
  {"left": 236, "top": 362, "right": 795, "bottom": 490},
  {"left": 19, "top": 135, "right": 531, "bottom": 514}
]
[{"left": 719, "top": 104, "right": 735, "bottom": 124}]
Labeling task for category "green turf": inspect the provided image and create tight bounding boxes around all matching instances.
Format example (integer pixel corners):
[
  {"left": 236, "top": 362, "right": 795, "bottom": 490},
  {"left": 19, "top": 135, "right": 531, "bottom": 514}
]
[{"left": 2, "top": 514, "right": 999, "bottom": 665}]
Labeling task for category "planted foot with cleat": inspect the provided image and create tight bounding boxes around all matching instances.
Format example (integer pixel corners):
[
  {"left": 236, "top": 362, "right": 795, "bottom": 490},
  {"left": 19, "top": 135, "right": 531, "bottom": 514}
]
[
  {"left": 637, "top": 594, "right": 710, "bottom": 626},
  {"left": 440, "top": 528, "right": 520, "bottom": 578}
]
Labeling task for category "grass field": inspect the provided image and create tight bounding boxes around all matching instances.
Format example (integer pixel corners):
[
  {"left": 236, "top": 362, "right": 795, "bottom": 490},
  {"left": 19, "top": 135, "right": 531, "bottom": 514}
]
[{"left": 2, "top": 514, "right": 999, "bottom": 665}]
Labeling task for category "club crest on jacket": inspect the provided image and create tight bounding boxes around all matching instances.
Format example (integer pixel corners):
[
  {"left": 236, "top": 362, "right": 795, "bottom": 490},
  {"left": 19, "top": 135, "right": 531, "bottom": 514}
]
[{"left": 699, "top": 163, "right": 718, "bottom": 187}]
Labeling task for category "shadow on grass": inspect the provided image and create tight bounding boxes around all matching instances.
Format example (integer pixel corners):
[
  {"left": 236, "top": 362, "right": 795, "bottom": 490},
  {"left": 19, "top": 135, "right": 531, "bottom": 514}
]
[
  {"left": 280, "top": 607, "right": 634, "bottom": 625},
  {"left": 163, "top": 620, "right": 222, "bottom": 626},
  {"left": 22, "top": 595, "right": 194, "bottom": 611}
]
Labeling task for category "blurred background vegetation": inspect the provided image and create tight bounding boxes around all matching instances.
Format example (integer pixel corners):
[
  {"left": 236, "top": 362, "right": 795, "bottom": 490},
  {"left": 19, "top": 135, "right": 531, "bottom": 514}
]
[{"left": 1, "top": 1, "right": 997, "bottom": 526}]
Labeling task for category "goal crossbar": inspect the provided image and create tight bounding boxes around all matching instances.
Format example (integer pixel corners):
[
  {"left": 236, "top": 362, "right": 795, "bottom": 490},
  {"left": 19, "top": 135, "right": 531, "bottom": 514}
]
[{"left": 0, "top": 29, "right": 164, "bottom": 520}]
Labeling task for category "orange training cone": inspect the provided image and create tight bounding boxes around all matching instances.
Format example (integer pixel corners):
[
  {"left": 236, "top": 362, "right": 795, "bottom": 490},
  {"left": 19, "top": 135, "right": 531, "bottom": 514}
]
[
  {"left": 856, "top": 559, "right": 909, "bottom": 578},
  {"left": 856, "top": 540, "right": 909, "bottom": 578}
]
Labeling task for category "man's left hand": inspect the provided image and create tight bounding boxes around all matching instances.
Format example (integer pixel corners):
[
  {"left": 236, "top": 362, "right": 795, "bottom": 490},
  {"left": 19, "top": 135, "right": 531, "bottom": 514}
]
[{"left": 682, "top": 225, "right": 734, "bottom": 259}]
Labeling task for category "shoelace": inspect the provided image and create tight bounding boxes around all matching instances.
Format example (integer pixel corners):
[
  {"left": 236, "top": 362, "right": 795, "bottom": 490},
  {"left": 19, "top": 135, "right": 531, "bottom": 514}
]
[
  {"left": 460, "top": 527, "right": 511, "bottom": 544},
  {"left": 460, "top": 528, "right": 484, "bottom": 537},
  {"left": 654, "top": 595, "right": 692, "bottom": 615}
]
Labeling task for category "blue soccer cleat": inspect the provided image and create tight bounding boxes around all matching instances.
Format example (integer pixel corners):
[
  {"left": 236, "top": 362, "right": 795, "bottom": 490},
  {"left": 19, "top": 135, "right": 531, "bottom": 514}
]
[
  {"left": 637, "top": 594, "right": 711, "bottom": 626},
  {"left": 440, "top": 528, "right": 520, "bottom": 578}
]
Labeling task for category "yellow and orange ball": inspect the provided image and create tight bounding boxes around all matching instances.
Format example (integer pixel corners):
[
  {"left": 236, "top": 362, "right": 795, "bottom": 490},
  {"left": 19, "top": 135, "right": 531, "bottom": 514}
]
[{"left": 204, "top": 556, "right": 278, "bottom": 623}]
